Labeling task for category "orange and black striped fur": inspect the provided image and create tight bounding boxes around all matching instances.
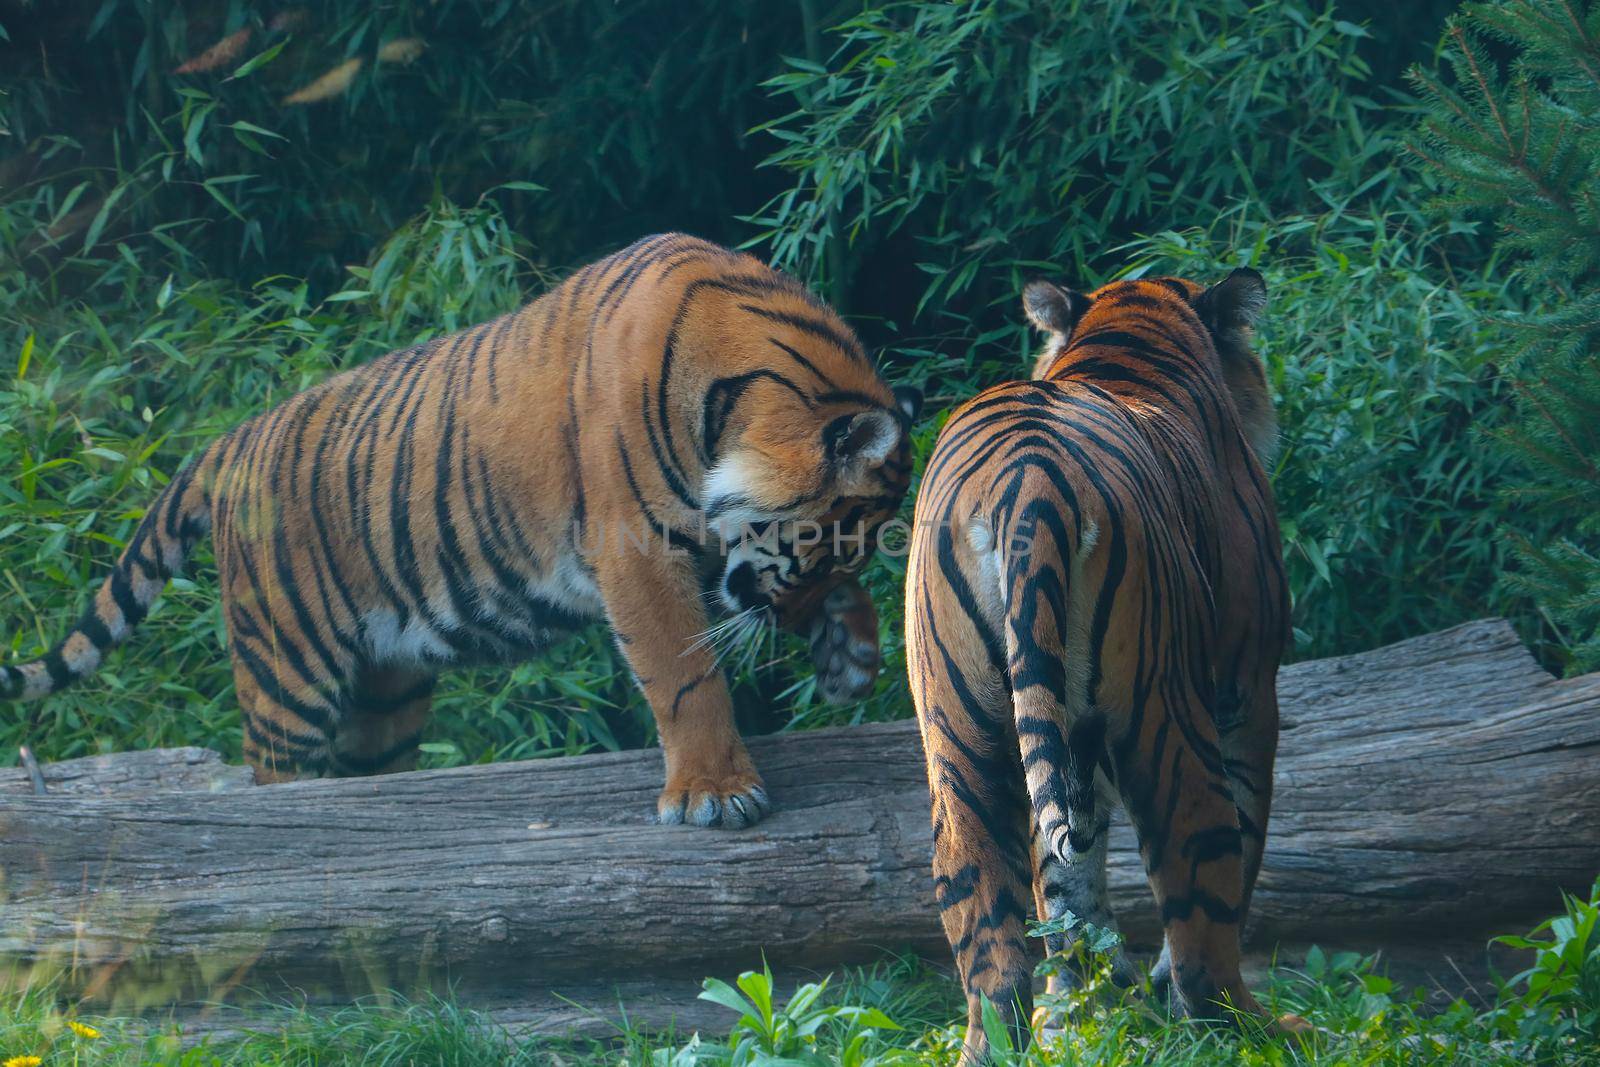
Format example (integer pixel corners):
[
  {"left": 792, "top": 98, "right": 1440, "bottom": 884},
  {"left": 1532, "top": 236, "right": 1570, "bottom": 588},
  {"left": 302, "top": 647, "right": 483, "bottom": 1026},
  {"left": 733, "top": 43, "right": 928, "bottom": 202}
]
[
  {"left": 3, "top": 234, "right": 919, "bottom": 828},
  {"left": 905, "top": 270, "right": 1287, "bottom": 1056}
]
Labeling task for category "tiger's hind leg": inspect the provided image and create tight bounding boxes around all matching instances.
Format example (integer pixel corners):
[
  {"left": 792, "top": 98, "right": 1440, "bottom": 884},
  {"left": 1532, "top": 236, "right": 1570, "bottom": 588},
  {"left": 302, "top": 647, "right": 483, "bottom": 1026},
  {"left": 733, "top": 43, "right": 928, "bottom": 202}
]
[
  {"left": 233, "top": 657, "right": 339, "bottom": 783},
  {"left": 1222, "top": 675, "right": 1279, "bottom": 938},
  {"left": 1148, "top": 674, "right": 1280, "bottom": 1006},
  {"left": 1114, "top": 684, "right": 1258, "bottom": 1022},
  {"left": 333, "top": 668, "right": 436, "bottom": 776},
  {"left": 215, "top": 467, "right": 358, "bottom": 784},
  {"left": 906, "top": 581, "right": 1033, "bottom": 1062}
]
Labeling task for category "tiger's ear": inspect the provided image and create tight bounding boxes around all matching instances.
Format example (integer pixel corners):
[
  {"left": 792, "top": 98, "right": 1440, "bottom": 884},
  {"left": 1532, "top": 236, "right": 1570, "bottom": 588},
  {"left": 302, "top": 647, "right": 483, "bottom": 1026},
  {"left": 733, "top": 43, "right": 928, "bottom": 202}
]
[
  {"left": 892, "top": 385, "right": 923, "bottom": 424},
  {"left": 1194, "top": 267, "right": 1267, "bottom": 333},
  {"left": 1022, "top": 279, "right": 1089, "bottom": 336},
  {"left": 1196, "top": 267, "right": 1278, "bottom": 466},
  {"left": 826, "top": 409, "right": 900, "bottom": 468}
]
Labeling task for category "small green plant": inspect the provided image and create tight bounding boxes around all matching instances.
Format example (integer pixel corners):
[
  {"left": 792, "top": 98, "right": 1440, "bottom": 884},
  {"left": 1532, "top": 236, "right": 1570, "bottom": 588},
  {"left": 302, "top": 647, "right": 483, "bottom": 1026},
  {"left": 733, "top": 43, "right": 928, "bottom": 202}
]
[
  {"left": 1027, "top": 909, "right": 1125, "bottom": 956},
  {"left": 1492, "top": 878, "right": 1600, "bottom": 1044},
  {"left": 657, "top": 961, "right": 908, "bottom": 1066},
  {"left": 1028, "top": 909, "right": 1129, "bottom": 1009}
]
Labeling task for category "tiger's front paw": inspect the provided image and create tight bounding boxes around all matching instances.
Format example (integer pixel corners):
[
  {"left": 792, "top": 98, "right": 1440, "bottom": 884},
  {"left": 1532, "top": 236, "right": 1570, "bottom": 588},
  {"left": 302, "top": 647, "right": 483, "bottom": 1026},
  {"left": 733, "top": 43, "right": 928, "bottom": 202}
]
[
  {"left": 656, "top": 771, "right": 772, "bottom": 829},
  {"left": 809, "top": 582, "right": 881, "bottom": 705}
]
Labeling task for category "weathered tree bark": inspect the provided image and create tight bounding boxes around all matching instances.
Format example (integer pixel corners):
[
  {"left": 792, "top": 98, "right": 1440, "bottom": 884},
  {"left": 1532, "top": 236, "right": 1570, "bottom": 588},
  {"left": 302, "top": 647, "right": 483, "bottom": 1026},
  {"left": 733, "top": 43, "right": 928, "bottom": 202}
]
[
  {"left": 0, "top": 619, "right": 1595, "bottom": 1039},
  {"left": 0, "top": 746, "right": 252, "bottom": 797}
]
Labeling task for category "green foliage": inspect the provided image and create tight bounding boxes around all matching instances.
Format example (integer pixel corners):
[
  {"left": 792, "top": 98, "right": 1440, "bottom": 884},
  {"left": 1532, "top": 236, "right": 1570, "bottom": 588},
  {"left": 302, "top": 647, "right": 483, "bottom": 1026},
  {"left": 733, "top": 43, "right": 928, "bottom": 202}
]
[
  {"left": 0, "top": 989, "right": 549, "bottom": 1066},
  {"left": 1028, "top": 910, "right": 1124, "bottom": 956},
  {"left": 1027, "top": 907, "right": 1133, "bottom": 1043},
  {"left": 1410, "top": 0, "right": 1600, "bottom": 670},
  {"left": 1494, "top": 878, "right": 1600, "bottom": 1044},
  {"left": 754, "top": 0, "right": 1392, "bottom": 302},
  {"left": 1, "top": 0, "right": 814, "bottom": 283},
  {"left": 660, "top": 962, "right": 907, "bottom": 1066}
]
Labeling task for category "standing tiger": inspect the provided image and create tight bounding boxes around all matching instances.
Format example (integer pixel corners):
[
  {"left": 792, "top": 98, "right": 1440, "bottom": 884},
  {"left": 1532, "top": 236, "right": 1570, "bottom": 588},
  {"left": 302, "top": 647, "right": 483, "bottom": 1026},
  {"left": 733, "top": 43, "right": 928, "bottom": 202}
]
[
  {"left": 2, "top": 233, "right": 919, "bottom": 828},
  {"left": 905, "top": 268, "right": 1287, "bottom": 1056}
]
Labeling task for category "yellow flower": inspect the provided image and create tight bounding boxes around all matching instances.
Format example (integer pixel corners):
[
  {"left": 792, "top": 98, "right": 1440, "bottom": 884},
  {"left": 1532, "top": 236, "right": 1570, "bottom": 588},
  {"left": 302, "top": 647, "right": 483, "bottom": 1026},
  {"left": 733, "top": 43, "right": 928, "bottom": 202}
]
[
  {"left": 4, "top": 1055, "right": 43, "bottom": 1067},
  {"left": 67, "top": 1020, "right": 101, "bottom": 1039}
]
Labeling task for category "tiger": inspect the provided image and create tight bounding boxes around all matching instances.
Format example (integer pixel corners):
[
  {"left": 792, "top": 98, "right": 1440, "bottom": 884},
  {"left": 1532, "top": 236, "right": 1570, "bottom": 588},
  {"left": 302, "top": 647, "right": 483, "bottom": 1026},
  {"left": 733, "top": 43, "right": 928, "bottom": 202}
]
[
  {"left": 2, "top": 233, "right": 920, "bottom": 829},
  {"left": 904, "top": 268, "right": 1288, "bottom": 1057}
]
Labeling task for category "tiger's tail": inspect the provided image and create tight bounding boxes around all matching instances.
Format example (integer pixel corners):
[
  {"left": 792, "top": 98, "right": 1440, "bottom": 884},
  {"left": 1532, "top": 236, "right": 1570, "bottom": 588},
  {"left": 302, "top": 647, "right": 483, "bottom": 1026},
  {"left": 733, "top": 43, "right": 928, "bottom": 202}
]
[
  {"left": 994, "top": 490, "right": 1107, "bottom": 887},
  {"left": 2, "top": 448, "right": 217, "bottom": 702}
]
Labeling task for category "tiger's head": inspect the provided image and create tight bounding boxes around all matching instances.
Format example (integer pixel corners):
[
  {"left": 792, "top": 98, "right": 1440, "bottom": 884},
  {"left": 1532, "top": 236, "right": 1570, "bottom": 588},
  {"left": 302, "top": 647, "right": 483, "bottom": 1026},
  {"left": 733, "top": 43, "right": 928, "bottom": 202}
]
[
  {"left": 703, "top": 384, "right": 920, "bottom": 629},
  {"left": 660, "top": 254, "right": 919, "bottom": 700},
  {"left": 1023, "top": 268, "right": 1278, "bottom": 465}
]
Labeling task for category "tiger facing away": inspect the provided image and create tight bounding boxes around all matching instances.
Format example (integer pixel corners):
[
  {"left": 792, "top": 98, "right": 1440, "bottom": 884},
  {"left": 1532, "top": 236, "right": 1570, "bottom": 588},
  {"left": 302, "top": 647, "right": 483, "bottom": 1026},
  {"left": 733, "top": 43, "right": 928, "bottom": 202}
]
[
  {"left": 905, "top": 268, "right": 1288, "bottom": 1057},
  {"left": 2, "top": 233, "right": 920, "bottom": 828}
]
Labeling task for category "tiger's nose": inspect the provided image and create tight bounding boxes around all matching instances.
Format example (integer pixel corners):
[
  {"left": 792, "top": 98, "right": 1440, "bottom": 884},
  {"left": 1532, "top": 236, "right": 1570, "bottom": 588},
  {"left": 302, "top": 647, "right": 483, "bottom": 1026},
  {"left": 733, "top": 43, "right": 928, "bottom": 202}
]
[{"left": 725, "top": 562, "right": 765, "bottom": 611}]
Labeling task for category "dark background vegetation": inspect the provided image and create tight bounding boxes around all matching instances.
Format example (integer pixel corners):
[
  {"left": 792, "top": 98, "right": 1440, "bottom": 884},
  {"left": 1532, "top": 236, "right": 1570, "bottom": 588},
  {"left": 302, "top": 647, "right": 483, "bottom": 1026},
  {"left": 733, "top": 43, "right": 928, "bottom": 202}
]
[{"left": 2, "top": 0, "right": 1595, "bottom": 771}]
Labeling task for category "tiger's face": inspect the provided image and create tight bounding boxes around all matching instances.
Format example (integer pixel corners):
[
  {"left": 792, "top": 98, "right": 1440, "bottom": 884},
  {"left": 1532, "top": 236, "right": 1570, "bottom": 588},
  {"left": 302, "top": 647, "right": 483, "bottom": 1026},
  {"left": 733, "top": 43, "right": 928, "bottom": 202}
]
[{"left": 704, "top": 386, "right": 920, "bottom": 629}]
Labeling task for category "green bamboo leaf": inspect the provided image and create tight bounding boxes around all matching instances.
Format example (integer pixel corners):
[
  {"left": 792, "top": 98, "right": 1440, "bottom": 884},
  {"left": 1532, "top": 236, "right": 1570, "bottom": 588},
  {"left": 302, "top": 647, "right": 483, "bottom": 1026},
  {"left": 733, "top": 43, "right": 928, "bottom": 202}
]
[
  {"left": 81, "top": 183, "right": 128, "bottom": 252},
  {"left": 229, "top": 38, "right": 289, "bottom": 80}
]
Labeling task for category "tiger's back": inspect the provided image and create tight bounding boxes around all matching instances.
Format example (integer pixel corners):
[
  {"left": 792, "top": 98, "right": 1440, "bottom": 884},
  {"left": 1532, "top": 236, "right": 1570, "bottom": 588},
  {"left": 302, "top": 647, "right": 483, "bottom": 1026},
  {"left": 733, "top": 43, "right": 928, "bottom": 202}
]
[{"left": 905, "top": 270, "right": 1287, "bottom": 1057}]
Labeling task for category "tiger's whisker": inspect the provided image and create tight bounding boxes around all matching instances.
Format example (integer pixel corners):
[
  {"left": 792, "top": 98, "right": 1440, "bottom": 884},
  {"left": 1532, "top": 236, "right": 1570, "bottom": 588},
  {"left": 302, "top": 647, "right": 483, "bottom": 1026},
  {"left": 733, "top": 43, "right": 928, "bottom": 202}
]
[{"left": 684, "top": 607, "right": 759, "bottom": 658}]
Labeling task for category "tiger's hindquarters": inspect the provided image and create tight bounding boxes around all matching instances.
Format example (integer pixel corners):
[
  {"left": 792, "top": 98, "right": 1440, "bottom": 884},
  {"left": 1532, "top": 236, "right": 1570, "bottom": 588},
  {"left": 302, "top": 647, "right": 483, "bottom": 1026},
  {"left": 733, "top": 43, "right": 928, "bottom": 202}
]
[{"left": 1001, "top": 500, "right": 1260, "bottom": 1026}]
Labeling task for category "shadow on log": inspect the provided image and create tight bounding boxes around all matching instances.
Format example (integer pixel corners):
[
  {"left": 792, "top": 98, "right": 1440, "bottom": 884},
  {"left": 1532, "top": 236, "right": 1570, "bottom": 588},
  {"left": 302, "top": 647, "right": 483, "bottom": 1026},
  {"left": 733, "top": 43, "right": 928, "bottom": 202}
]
[{"left": 1, "top": 618, "right": 1596, "bottom": 1039}]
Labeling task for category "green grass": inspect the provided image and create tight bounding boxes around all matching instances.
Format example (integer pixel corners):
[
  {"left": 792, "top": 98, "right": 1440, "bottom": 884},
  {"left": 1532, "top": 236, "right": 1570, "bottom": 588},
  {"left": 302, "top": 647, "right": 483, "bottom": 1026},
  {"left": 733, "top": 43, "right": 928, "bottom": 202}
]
[
  {"left": 7, "top": 881, "right": 1599, "bottom": 1067},
  {"left": 1, "top": 950, "right": 1592, "bottom": 1067}
]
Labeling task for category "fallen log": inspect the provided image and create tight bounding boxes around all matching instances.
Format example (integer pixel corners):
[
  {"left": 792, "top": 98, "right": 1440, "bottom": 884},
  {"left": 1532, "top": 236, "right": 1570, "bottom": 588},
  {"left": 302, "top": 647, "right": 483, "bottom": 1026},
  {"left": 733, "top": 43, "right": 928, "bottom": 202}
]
[
  {"left": 0, "top": 746, "right": 251, "bottom": 797},
  {"left": 0, "top": 618, "right": 1596, "bottom": 1038}
]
